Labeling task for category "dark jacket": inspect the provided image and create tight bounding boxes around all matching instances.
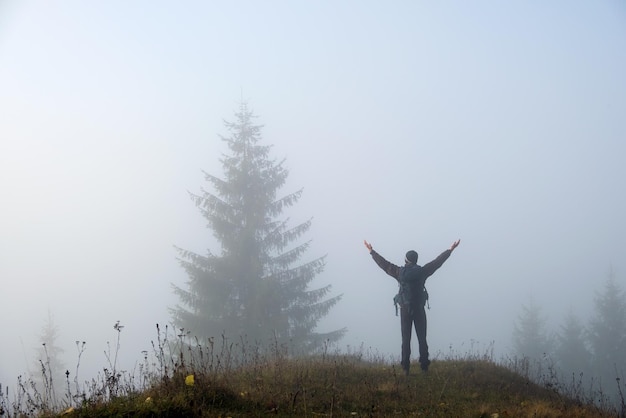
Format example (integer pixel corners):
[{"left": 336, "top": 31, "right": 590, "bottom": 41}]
[{"left": 370, "top": 249, "right": 452, "bottom": 303}]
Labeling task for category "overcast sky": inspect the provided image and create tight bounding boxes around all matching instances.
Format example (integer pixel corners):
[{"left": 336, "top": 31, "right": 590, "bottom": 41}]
[{"left": 1, "top": 1, "right": 625, "bottom": 386}]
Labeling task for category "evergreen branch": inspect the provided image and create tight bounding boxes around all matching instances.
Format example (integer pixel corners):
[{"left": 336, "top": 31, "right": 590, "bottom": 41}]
[
  {"left": 268, "top": 189, "right": 303, "bottom": 216},
  {"left": 264, "top": 220, "right": 312, "bottom": 253},
  {"left": 268, "top": 242, "right": 311, "bottom": 270}
]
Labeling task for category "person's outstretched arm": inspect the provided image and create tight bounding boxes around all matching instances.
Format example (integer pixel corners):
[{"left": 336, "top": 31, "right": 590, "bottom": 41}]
[
  {"left": 422, "top": 239, "right": 461, "bottom": 278},
  {"left": 364, "top": 240, "right": 401, "bottom": 279}
]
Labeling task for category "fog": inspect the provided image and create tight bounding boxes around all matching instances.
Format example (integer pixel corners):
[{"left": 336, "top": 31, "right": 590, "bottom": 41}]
[{"left": 1, "top": 1, "right": 625, "bottom": 388}]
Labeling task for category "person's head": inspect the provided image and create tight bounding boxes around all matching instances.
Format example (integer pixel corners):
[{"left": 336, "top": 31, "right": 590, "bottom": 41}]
[{"left": 405, "top": 250, "right": 418, "bottom": 265}]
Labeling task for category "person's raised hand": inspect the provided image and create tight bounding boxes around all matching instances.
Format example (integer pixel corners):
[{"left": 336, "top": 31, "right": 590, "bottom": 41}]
[
  {"left": 450, "top": 239, "right": 461, "bottom": 251},
  {"left": 364, "top": 240, "right": 373, "bottom": 253}
]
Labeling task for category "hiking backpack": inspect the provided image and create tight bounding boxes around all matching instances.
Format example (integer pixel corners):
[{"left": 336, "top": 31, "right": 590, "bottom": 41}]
[{"left": 393, "top": 265, "right": 429, "bottom": 316}]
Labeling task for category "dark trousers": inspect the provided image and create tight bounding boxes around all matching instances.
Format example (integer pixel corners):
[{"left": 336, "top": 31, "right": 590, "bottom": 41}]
[{"left": 400, "top": 303, "right": 428, "bottom": 373}]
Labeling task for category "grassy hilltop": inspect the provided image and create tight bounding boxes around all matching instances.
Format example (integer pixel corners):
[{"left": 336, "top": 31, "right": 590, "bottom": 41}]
[
  {"left": 3, "top": 327, "right": 620, "bottom": 417},
  {"left": 24, "top": 353, "right": 614, "bottom": 418}
]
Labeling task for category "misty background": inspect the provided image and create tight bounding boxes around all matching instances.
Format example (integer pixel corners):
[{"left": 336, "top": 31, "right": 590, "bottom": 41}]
[{"left": 1, "top": 1, "right": 625, "bottom": 388}]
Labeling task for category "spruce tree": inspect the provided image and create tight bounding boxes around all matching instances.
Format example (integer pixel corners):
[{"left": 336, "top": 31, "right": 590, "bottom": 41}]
[
  {"left": 512, "top": 298, "right": 552, "bottom": 363},
  {"left": 171, "top": 102, "right": 345, "bottom": 354},
  {"left": 555, "top": 310, "right": 591, "bottom": 382},
  {"left": 587, "top": 272, "right": 626, "bottom": 392},
  {"left": 31, "top": 310, "right": 65, "bottom": 404}
]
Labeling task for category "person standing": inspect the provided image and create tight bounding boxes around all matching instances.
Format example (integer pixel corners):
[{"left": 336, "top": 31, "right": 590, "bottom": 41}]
[{"left": 364, "top": 239, "right": 460, "bottom": 374}]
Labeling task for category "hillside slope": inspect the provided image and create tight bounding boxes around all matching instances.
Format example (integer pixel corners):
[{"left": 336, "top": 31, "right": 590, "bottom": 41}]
[{"left": 44, "top": 356, "right": 613, "bottom": 417}]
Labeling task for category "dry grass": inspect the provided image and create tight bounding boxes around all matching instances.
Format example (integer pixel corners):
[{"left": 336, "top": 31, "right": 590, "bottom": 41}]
[{"left": 0, "top": 325, "right": 621, "bottom": 417}]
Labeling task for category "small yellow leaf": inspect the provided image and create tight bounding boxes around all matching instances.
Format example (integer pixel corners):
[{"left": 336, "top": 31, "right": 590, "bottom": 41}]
[
  {"left": 185, "top": 374, "right": 195, "bottom": 386},
  {"left": 145, "top": 396, "right": 152, "bottom": 403},
  {"left": 61, "top": 406, "right": 75, "bottom": 415}
]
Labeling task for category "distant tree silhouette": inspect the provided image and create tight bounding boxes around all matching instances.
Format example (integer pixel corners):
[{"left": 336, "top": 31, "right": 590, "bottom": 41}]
[
  {"left": 587, "top": 271, "right": 626, "bottom": 398},
  {"left": 555, "top": 309, "right": 591, "bottom": 383},
  {"left": 512, "top": 298, "right": 552, "bottom": 363},
  {"left": 170, "top": 102, "right": 345, "bottom": 354},
  {"left": 31, "top": 310, "right": 66, "bottom": 404}
]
